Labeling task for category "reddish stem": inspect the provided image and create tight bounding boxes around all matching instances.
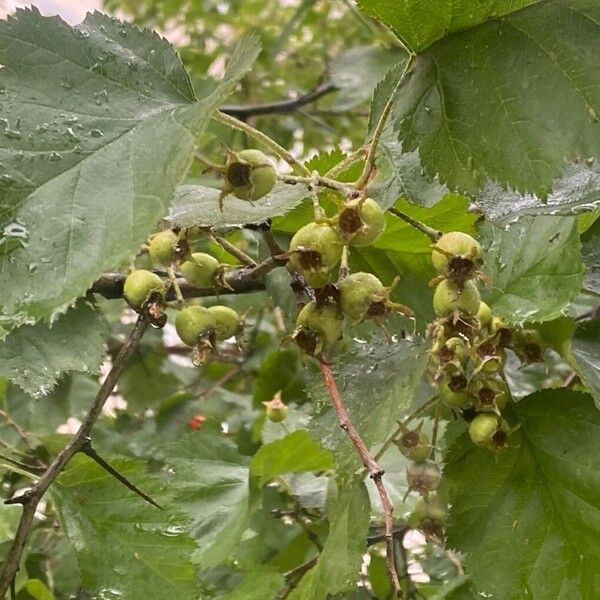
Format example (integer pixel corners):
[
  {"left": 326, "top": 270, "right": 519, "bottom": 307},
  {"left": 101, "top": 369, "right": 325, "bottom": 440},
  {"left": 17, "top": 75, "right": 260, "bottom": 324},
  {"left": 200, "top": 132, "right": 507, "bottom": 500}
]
[{"left": 319, "top": 361, "right": 402, "bottom": 596}]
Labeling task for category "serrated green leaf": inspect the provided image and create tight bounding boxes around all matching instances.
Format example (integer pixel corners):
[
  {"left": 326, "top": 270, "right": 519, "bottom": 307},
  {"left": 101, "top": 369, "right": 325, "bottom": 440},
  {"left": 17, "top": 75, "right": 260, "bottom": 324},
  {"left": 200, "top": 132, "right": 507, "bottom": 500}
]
[
  {"left": 288, "top": 477, "right": 371, "bottom": 600},
  {"left": 358, "top": 0, "right": 538, "bottom": 52},
  {"left": 331, "top": 46, "right": 406, "bottom": 112},
  {"left": 367, "top": 60, "right": 408, "bottom": 140},
  {"left": 571, "top": 319, "right": 600, "bottom": 409},
  {"left": 168, "top": 182, "right": 308, "bottom": 228},
  {"left": 308, "top": 335, "right": 429, "bottom": 468},
  {"left": 0, "top": 302, "right": 107, "bottom": 398},
  {"left": 0, "top": 9, "right": 260, "bottom": 320},
  {"left": 369, "top": 126, "right": 448, "bottom": 209},
  {"left": 477, "top": 163, "right": 600, "bottom": 227},
  {"left": 393, "top": 1, "right": 600, "bottom": 196},
  {"left": 52, "top": 455, "right": 202, "bottom": 600},
  {"left": 582, "top": 219, "right": 600, "bottom": 294},
  {"left": 161, "top": 430, "right": 257, "bottom": 570},
  {"left": 251, "top": 430, "right": 333, "bottom": 485},
  {"left": 221, "top": 569, "right": 284, "bottom": 600},
  {"left": 482, "top": 216, "right": 584, "bottom": 323},
  {"left": 445, "top": 390, "right": 600, "bottom": 600}
]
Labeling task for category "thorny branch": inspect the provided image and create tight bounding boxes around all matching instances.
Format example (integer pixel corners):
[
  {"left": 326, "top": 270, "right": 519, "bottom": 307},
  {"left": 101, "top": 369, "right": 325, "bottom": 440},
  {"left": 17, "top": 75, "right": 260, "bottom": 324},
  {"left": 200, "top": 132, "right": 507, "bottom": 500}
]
[
  {"left": 0, "top": 316, "right": 149, "bottom": 598},
  {"left": 319, "top": 361, "right": 402, "bottom": 596}
]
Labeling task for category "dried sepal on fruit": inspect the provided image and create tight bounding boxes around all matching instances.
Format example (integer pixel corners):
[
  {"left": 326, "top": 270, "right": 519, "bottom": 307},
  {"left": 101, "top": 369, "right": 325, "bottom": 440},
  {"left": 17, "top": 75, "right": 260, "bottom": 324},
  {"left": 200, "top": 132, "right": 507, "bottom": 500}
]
[
  {"left": 469, "top": 378, "right": 509, "bottom": 413},
  {"left": 431, "top": 231, "right": 482, "bottom": 285},
  {"left": 339, "top": 272, "right": 413, "bottom": 324},
  {"left": 336, "top": 197, "right": 385, "bottom": 247},
  {"left": 263, "top": 392, "right": 288, "bottom": 423},
  {"left": 288, "top": 222, "right": 343, "bottom": 289},
  {"left": 218, "top": 148, "right": 277, "bottom": 209},
  {"left": 293, "top": 299, "right": 344, "bottom": 358},
  {"left": 396, "top": 426, "right": 432, "bottom": 462}
]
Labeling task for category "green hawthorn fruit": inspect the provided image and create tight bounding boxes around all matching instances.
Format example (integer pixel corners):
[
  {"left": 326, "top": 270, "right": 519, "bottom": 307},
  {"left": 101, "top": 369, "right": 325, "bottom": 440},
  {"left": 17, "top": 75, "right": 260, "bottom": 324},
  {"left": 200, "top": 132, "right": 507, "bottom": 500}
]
[
  {"left": 339, "top": 272, "right": 386, "bottom": 321},
  {"left": 226, "top": 149, "right": 276, "bottom": 201},
  {"left": 148, "top": 230, "right": 179, "bottom": 266},
  {"left": 293, "top": 300, "right": 344, "bottom": 356},
  {"left": 433, "top": 279, "right": 481, "bottom": 317},
  {"left": 396, "top": 430, "right": 432, "bottom": 462},
  {"left": 288, "top": 222, "right": 343, "bottom": 288},
  {"left": 337, "top": 197, "right": 385, "bottom": 247},
  {"left": 410, "top": 494, "right": 448, "bottom": 525},
  {"left": 477, "top": 301, "right": 492, "bottom": 327},
  {"left": 432, "top": 231, "right": 482, "bottom": 274},
  {"left": 123, "top": 270, "right": 165, "bottom": 311},
  {"left": 180, "top": 252, "right": 219, "bottom": 288},
  {"left": 208, "top": 305, "right": 240, "bottom": 340},
  {"left": 263, "top": 393, "right": 288, "bottom": 423},
  {"left": 406, "top": 460, "right": 441, "bottom": 494},
  {"left": 439, "top": 374, "right": 473, "bottom": 408},
  {"left": 468, "top": 413, "right": 510, "bottom": 449},
  {"left": 175, "top": 305, "right": 216, "bottom": 347}
]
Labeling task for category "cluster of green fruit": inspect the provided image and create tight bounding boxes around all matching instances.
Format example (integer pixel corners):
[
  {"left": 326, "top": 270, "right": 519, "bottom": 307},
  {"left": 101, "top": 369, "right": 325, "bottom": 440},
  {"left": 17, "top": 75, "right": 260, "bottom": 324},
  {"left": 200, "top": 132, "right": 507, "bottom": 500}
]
[
  {"left": 122, "top": 230, "right": 242, "bottom": 359},
  {"left": 428, "top": 232, "right": 547, "bottom": 452},
  {"left": 288, "top": 199, "right": 413, "bottom": 357}
]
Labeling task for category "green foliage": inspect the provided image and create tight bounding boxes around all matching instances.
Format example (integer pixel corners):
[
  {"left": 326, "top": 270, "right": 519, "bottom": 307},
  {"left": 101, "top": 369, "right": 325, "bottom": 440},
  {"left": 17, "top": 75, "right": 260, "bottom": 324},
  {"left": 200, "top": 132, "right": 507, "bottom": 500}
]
[
  {"left": 391, "top": 1, "right": 600, "bottom": 196},
  {"left": 0, "top": 0, "right": 597, "bottom": 598},
  {"left": 445, "top": 390, "right": 600, "bottom": 599},
  {"left": 0, "top": 302, "right": 107, "bottom": 397},
  {"left": 482, "top": 216, "right": 584, "bottom": 323}
]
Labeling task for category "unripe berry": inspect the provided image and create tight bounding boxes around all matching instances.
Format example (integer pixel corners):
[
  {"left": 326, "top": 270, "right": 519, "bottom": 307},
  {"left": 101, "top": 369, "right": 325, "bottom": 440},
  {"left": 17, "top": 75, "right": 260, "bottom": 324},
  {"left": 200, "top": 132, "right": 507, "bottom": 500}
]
[
  {"left": 175, "top": 305, "right": 216, "bottom": 347},
  {"left": 433, "top": 279, "right": 481, "bottom": 317},
  {"left": 339, "top": 272, "right": 386, "bottom": 322},
  {"left": 180, "top": 252, "right": 219, "bottom": 288},
  {"left": 263, "top": 393, "right": 288, "bottom": 423},
  {"left": 469, "top": 414, "right": 510, "bottom": 449},
  {"left": 406, "top": 460, "right": 441, "bottom": 495},
  {"left": 439, "top": 374, "right": 473, "bottom": 408},
  {"left": 288, "top": 223, "right": 343, "bottom": 288},
  {"left": 293, "top": 300, "right": 344, "bottom": 356},
  {"left": 123, "top": 270, "right": 165, "bottom": 311},
  {"left": 410, "top": 494, "right": 448, "bottom": 526},
  {"left": 227, "top": 149, "right": 277, "bottom": 201},
  {"left": 396, "top": 430, "right": 432, "bottom": 462},
  {"left": 431, "top": 231, "right": 482, "bottom": 275},
  {"left": 477, "top": 301, "right": 492, "bottom": 327},
  {"left": 337, "top": 197, "right": 385, "bottom": 247},
  {"left": 207, "top": 305, "right": 240, "bottom": 340},
  {"left": 148, "top": 230, "right": 179, "bottom": 266},
  {"left": 470, "top": 379, "right": 509, "bottom": 412},
  {"left": 512, "top": 329, "right": 545, "bottom": 363}
]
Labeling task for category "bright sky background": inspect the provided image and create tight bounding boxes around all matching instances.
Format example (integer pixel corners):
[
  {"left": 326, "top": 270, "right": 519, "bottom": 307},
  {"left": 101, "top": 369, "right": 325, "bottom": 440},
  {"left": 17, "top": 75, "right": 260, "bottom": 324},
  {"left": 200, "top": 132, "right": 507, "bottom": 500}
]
[{"left": 0, "top": 0, "right": 101, "bottom": 23}]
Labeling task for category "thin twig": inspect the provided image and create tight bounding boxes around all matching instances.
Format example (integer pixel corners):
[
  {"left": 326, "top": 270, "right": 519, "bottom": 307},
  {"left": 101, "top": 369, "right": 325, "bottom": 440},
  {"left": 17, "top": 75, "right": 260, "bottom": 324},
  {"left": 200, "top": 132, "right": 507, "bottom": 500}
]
[
  {"left": 213, "top": 111, "right": 310, "bottom": 175},
  {"left": 213, "top": 235, "right": 257, "bottom": 266},
  {"left": 0, "top": 410, "right": 36, "bottom": 454},
  {"left": 198, "top": 366, "right": 242, "bottom": 400},
  {"left": 388, "top": 207, "right": 442, "bottom": 242},
  {"left": 279, "top": 173, "right": 356, "bottom": 196},
  {"left": 319, "top": 361, "right": 402, "bottom": 596},
  {"left": 324, "top": 145, "right": 367, "bottom": 179},
  {"left": 166, "top": 265, "right": 185, "bottom": 307},
  {"left": 220, "top": 81, "right": 336, "bottom": 118},
  {"left": 0, "top": 317, "right": 149, "bottom": 598},
  {"left": 395, "top": 531, "right": 417, "bottom": 600},
  {"left": 355, "top": 57, "right": 414, "bottom": 190}
]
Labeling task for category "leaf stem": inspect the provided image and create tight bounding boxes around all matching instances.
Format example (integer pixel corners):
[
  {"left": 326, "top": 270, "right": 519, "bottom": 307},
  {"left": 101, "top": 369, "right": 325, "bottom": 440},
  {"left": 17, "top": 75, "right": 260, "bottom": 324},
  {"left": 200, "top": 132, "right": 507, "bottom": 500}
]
[
  {"left": 355, "top": 56, "right": 414, "bottom": 190},
  {"left": 279, "top": 173, "right": 356, "bottom": 196},
  {"left": 324, "top": 145, "right": 367, "bottom": 179},
  {"left": 319, "top": 361, "right": 402, "bottom": 596},
  {"left": 0, "top": 316, "right": 149, "bottom": 598},
  {"left": 388, "top": 207, "right": 442, "bottom": 241},
  {"left": 166, "top": 265, "right": 185, "bottom": 306},
  {"left": 213, "top": 111, "right": 310, "bottom": 175}
]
